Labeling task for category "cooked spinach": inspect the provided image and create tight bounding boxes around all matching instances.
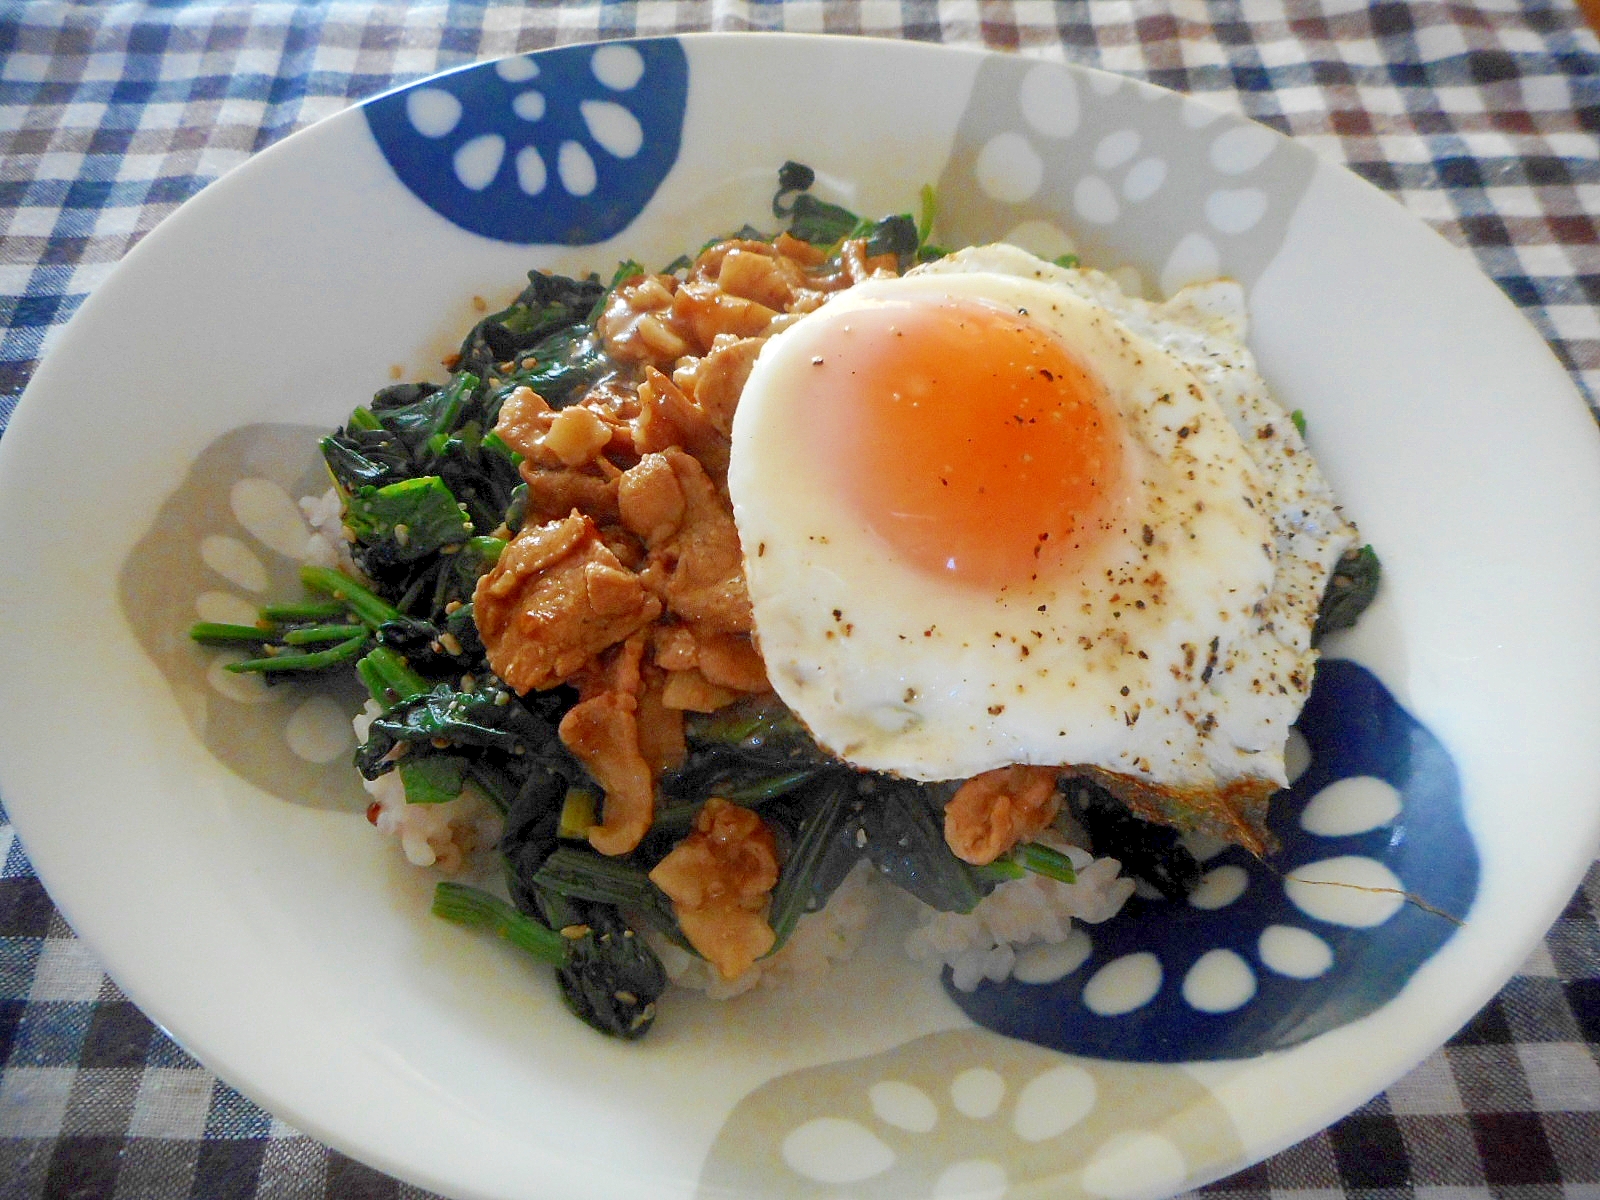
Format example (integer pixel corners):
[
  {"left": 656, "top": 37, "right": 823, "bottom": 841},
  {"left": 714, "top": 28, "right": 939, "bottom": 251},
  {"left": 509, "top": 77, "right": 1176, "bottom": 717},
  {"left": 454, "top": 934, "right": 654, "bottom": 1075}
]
[
  {"left": 539, "top": 893, "right": 667, "bottom": 1040},
  {"left": 432, "top": 881, "right": 666, "bottom": 1040},
  {"left": 771, "top": 159, "right": 935, "bottom": 271},
  {"left": 355, "top": 680, "right": 560, "bottom": 781},
  {"left": 852, "top": 777, "right": 996, "bottom": 914},
  {"left": 1314, "top": 544, "right": 1382, "bottom": 643},
  {"left": 764, "top": 773, "right": 862, "bottom": 951}
]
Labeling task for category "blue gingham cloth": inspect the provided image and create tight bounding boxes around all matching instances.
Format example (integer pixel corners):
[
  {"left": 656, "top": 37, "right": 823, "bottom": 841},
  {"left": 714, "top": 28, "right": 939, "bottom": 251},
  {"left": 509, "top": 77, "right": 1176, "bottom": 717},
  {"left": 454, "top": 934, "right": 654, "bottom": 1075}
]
[{"left": 3, "top": 3, "right": 1599, "bottom": 1198}]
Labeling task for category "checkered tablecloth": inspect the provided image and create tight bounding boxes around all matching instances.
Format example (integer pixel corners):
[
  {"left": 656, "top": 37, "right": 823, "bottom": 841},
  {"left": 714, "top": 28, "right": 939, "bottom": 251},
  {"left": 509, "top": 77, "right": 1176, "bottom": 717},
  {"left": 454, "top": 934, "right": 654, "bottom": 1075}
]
[{"left": 2, "top": 2, "right": 1598, "bottom": 1198}]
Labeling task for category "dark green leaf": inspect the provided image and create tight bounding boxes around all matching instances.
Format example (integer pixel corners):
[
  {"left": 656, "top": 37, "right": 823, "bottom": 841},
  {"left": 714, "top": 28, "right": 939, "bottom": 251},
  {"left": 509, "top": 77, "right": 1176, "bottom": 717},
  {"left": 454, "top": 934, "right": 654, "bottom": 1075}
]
[
  {"left": 854, "top": 777, "right": 994, "bottom": 913},
  {"left": 495, "top": 327, "right": 612, "bottom": 411},
  {"left": 458, "top": 270, "right": 607, "bottom": 378},
  {"left": 864, "top": 213, "right": 920, "bottom": 265},
  {"left": 772, "top": 161, "right": 816, "bottom": 214},
  {"left": 400, "top": 755, "right": 467, "bottom": 804},
  {"left": 358, "top": 682, "right": 560, "bottom": 778},
  {"left": 1314, "top": 544, "right": 1382, "bottom": 643},
  {"left": 766, "top": 775, "right": 860, "bottom": 952},
  {"left": 549, "top": 901, "right": 667, "bottom": 1040},
  {"left": 344, "top": 476, "right": 473, "bottom": 567},
  {"left": 785, "top": 193, "right": 866, "bottom": 245}
]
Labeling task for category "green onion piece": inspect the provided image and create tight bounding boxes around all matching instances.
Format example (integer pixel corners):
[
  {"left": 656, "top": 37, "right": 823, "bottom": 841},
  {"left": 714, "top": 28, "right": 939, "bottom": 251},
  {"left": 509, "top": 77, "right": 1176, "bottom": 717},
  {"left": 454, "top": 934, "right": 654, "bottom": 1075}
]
[
  {"left": 225, "top": 635, "right": 365, "bottom": 674},
  {"left": 189, "top": 622, "right": 270, "bottom": 646},
  {"left": 431, "top": 882, "right": 566, "bottom": 965},
  {"left": 558, "top": 788, "right": 599, "bottom": 840},
  {"left": 1290, "top": 409, "right": 1308, "bottom": 437}
]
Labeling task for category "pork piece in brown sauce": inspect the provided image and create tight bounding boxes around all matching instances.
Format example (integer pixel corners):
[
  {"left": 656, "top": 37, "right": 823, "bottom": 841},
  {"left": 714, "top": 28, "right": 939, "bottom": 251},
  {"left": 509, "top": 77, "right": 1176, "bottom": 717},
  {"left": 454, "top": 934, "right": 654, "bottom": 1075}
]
[
  {"left": 473, "top": 512, "right": 660, "bottom": 695},
  {"left": 560, "top": 632, "right": 685, "bottom": 857},
  {"left": 648, "top": 796, "right": 780, "bottom": 980},
  {"left": 618, "top": 447, "right": 753, "bottom": 636}
]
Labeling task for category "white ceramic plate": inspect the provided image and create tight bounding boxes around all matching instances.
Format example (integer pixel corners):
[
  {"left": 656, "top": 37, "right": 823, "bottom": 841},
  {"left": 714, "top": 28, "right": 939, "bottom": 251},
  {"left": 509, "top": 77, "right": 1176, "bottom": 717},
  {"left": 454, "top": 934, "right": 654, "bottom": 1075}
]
[{"left": 3, "top": 33, "right": 1600, "bottom": 1200}]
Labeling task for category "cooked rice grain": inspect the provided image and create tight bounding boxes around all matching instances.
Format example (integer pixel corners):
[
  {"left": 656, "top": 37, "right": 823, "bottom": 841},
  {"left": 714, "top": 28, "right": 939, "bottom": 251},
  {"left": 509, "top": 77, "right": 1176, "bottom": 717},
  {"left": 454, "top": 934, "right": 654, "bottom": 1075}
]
[
  {"left": 906, "top": 848, "right": 1134, "bottom": 992},
  {"left": 353, "top": 700, "right": 504, "bottom": 873}
]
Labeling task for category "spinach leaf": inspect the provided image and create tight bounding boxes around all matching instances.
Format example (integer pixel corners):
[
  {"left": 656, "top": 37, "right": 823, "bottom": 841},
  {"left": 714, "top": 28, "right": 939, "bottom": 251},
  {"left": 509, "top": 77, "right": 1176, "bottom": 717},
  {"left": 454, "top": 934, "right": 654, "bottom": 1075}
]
[
  {"left": 542, "top": 894, "right": 667, "bottom": 1041},
  {"left": 864, "top": 213, "right": 920, "bottom": 263},
  {"left": 356, "top": 681, "right": 561, "bottom": 779},
  {"left": 492, "top": 326, "right": 612, "bottom": 412},
  {"left": 400, "top": 755, "right": 467, "bottom": 805},
  {"left": 659, "top": 697, "right": 832, "bottom": 821},
  {"left": 1314, "top": 544, "right": 1382, "bottom": 643},
  {"left": 319, "top": 428, "right": 411, "bottom": 492},
  {"left": 852, "top": 777, "right": 995, "bottom": 914},
  {"left": 344, "top": 476, "right": 473, "bottom": 566},
  {"left": 771, "top": 160, "right": 928, "bottom": 271},
  {"left": 456, "top": 270, "right": 607, "bottom": 382},
  {"left": 764, "top": 773, "right": 862, "bottom": 952}
]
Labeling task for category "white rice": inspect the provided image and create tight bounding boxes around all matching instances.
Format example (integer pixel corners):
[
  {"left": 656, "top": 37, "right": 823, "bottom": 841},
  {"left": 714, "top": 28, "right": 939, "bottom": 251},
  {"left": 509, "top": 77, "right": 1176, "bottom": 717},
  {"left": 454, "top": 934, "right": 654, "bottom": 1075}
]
[
  {"left": 904, "top": 845, "right": 1135, "bottom": 992},
  {"left": 352, "top": 699, "right": 504, "bottom": 874},
  {"left": 299, "top": 487, "right": 356, "bottom": 572}
]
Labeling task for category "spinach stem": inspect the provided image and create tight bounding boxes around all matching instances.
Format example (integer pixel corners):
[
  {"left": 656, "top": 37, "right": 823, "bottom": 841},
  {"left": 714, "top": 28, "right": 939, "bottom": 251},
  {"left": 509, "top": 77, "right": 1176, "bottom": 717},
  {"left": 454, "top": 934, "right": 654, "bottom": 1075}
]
[
  {"left": 260, "top": 599, "right": 347, "bottom": 622},
  {"left": 532, "top": 847, "right": 665, "bottom": 912},
  {"left": 431, "top": 882, "right": 566, "bottom": 964},
  {"left": 282, "top": 622, "right": 367, "bottom": 646},
  {"left": 189, "top": 622, "right": 269, "bottom": 646},
  {"left": 300, "top": 563, "right": 401, "bottom": 627},
  {"left": 226, "top": 635, "right": 366, "bottom": 673},
  {"left": 357, "top": 645, "right": 431, "bottom": 707}
]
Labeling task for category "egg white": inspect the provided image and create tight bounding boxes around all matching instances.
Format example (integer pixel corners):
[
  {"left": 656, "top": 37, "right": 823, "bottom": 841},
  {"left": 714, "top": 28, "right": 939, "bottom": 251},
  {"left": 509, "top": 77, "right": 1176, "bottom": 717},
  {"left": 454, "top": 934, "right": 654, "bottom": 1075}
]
[{"left": 727, "top": 244, "right": 1357, "bottom": 796}]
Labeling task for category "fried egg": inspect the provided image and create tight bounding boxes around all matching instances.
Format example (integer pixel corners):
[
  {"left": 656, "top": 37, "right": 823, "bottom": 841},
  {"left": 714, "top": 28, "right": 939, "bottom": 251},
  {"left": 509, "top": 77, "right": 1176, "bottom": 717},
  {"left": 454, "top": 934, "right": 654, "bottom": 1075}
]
[{"left": 726, "top": 243, "right": 1356, "bottom": 810}]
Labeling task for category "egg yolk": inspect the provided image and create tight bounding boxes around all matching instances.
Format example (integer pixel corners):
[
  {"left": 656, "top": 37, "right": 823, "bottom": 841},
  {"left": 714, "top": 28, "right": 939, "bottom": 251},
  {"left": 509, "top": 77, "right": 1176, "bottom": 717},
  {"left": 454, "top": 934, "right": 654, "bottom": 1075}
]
[{"left": 807, "top": 295, "right": 1126, "bottom": 589}]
